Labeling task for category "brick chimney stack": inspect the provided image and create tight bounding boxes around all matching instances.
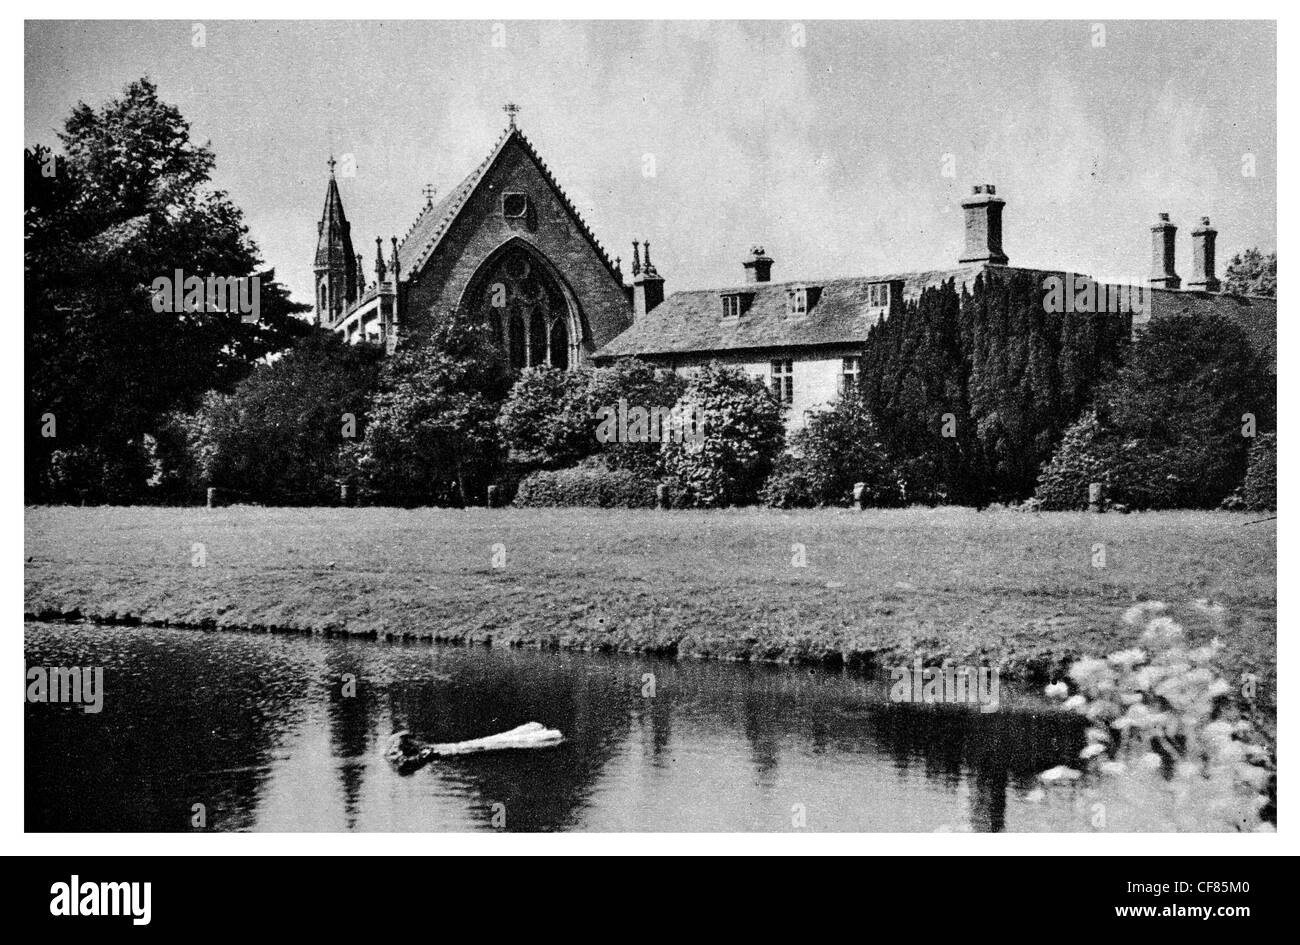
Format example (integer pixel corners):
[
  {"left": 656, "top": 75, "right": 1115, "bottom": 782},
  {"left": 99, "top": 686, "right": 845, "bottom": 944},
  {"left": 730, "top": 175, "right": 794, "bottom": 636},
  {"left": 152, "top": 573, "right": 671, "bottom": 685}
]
[
  {"left": 1149, "top": 213, "right": 1181, "bottom": 289},
  {"left": 632, "top": 239, "right": 665, "bottom": 318},
  {"left": 743, "top": 245, "right": 774, "bottom": 283},
  {"left": 1188, "top": 217, "right": 1221, "bottom": 292},
  {"left": 958, "top": 184, "right": 1008, "bottom": 266}
]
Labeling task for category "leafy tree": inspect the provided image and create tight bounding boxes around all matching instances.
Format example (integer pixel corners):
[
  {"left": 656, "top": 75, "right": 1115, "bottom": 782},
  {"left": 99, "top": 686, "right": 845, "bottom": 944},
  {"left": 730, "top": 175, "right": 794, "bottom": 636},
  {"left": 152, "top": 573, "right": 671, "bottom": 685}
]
[
  {"left": 1223, "top": 248, "right": 1276, "bottom": 298},
  {"left": 660, "top": 362, "right": 784, "bottom": 507},
  {"left": 497, "top": 358, "right": 686, "bottom": 474},
  {"left": 348, "top": 314, "right": 510, "bottom": 505},
  {"left": 170, "top": 331, "right": 383, "bottom": 504},
  {"left": 1036, "top": 312, "right": 1274, "bottom": 509},
  {"left": 496, "top": 366, "right": 593, "bottom": 469},
  {"left": 26, "top": 78, "right": 308, "bottom": 502},
  {"left": 587, "top": 359, "right": 686, "bottom": 475}
]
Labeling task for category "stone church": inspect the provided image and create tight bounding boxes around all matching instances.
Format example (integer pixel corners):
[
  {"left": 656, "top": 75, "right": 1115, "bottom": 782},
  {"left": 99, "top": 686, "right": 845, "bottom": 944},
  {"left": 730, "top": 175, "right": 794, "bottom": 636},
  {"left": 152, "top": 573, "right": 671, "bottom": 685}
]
[{"left": 312, "top": 110, "right": 1276, "bottom": 430}]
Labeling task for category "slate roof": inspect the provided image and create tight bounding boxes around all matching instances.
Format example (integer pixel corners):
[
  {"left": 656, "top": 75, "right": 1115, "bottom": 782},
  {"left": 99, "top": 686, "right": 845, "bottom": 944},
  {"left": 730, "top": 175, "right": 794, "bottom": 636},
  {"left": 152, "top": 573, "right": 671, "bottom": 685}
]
[
  {"left": 594, "top": 266, "right": 986, "bottom": 358},
  {"left": 394, "top": 125, "right": 621, "bottom": 284},
  {"left": 594, "top": 264, "right": 1277, "bottom": 365}
]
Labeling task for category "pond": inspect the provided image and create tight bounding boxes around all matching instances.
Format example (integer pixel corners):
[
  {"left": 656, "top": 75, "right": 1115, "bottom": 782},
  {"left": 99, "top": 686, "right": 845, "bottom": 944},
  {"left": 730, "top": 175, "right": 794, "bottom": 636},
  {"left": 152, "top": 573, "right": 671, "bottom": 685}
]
[{"left": 26, "top": 622, "right": 1117, "bottom": 832}]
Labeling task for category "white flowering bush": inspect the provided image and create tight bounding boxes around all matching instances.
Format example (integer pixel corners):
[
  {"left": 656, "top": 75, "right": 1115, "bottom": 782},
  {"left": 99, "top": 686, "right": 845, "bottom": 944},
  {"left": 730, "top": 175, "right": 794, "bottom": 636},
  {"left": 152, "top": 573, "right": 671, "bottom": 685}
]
[{"left": 1042, "top": 602, "right": 1274, "bottom": 832}]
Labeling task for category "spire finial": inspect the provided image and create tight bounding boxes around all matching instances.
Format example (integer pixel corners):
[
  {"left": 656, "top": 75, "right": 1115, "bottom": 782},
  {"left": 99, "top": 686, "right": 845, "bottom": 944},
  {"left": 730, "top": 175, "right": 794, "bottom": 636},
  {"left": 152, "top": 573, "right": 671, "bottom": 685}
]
[
  {"left": 422, "top": 183, "right": 436, "bottom": 208},
  {"left": 631, "top": 240, "right": 641, "bottom": 276},
  {"left": 327, "top": 154, "right": 337, "bottom": 176},
  {"left": 503, "top": 102, "right": 520, "bottom": 128}
]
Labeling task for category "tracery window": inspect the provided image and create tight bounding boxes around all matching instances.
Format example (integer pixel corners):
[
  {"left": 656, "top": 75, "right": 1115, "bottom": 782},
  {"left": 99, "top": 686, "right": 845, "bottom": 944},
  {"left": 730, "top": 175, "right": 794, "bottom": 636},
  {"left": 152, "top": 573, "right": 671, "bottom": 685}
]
[{"left": 474, "top": 247, "right": 574, "bottom": 370}]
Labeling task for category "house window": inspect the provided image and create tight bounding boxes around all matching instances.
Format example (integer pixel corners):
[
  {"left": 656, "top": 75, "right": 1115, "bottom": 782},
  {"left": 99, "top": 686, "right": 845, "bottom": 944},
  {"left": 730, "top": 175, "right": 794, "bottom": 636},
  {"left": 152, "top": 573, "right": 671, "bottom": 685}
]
[
  {"left": 789, "top": 287, "right": 808, "bottom": 315},
  {"left": 868, "top": 282, "right": 890, "bottom": 309},
  {"left": 840, "top": 356, "right": 860, "bottom": 395},
  {"left": 770, "top": 359, "right": 794, "bottom": 404},
  {"left": 721, "top": 293, "right": 751, "bottom": 319},
  {"left": 503, "top": 193, "right": 529, "bottom": 219}
]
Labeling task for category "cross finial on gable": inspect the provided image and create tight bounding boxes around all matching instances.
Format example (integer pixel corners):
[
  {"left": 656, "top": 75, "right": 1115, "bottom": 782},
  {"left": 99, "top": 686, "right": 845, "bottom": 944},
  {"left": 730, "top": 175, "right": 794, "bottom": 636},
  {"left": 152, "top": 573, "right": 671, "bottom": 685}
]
[
  {"left": 327, "top": 154, "right": 337, "bottom": 176},
  {"left": 422, "top": 183, "right": 437, "bottom": 207},
  {"left": 503, "top": 102, "right": 520, "bottom": 128}
]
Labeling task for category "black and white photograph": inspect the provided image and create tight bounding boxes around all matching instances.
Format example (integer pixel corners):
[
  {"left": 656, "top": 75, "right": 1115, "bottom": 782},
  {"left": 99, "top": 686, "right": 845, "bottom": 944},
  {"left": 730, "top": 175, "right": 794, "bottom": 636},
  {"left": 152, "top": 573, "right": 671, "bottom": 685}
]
[{"left": 12, "top": 9, "right": 1290, "bottom": 875}]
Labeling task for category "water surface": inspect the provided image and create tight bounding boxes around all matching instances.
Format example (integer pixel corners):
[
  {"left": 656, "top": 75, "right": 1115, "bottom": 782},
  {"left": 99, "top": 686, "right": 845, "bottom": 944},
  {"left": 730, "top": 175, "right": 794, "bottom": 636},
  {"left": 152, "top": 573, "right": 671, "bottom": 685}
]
[{"left": 27, "top": 622, "right": 1108, "bottom": 831}]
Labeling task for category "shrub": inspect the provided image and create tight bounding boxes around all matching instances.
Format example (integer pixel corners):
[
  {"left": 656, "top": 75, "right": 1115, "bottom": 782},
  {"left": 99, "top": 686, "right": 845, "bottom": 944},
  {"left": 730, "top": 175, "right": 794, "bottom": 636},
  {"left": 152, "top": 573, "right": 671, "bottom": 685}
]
[
  {"left": 514, "top": 465, "right": 658, "bottom": 509},
  {"left": 1041, "top": 605, "right": 1273, "bottom": 832},
  {"left": 763, "top": 391, "right": 903, "bottom": 508},
  {"left": 1242, "top": 432, "right": 1276, "bottom": 511},
  {"left": 1034, "top": 410, "right": 1113, "bottom": 510},
  {"left": 660, "top": 362, "right": 785, "bottom": 508},
  {"left": 759, "top": 453, "right": 820, "bottom": 509}
]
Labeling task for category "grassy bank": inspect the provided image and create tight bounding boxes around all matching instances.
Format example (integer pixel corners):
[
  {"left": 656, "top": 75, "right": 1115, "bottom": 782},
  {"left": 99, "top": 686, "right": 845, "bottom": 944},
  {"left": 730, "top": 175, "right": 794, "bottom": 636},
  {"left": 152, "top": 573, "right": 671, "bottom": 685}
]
[{"left": 24, "top": 505, "right": 1275, "bottom": 693}]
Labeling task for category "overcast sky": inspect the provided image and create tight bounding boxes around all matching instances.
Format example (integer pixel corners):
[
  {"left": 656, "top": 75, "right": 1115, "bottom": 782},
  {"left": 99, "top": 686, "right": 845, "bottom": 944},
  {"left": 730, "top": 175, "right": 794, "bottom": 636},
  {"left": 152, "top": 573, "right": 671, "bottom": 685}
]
[{"left": 26, "top": 19, "right": 1275, "bottom": 306}]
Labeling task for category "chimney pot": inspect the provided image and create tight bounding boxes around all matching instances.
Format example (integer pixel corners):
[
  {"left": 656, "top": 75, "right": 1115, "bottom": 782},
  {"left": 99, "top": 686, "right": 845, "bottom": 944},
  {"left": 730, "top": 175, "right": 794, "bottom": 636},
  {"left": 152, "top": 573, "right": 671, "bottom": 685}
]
[
  {"left": 1149, "top": 213, "right": 1181, "bottom": 289},
  {"left": 958, "top": 184, "right": 1008, "bottom": 266},
  {"left": 743, "top": 245, "right": 774, "bottom": 283},
  {"left": 1188, "top": 216, "right": 1220, "bottom": 292},
  {"left": 632, "top": 237, "right": 665, "bottom": 318}
]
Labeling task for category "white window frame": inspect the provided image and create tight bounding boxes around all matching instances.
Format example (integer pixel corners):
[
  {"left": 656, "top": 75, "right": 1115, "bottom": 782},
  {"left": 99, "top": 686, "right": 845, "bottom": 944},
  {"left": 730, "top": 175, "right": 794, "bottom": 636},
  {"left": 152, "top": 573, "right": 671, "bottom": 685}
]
[{"left": 770, "top": 359, "right": 794, "bottom": 404}]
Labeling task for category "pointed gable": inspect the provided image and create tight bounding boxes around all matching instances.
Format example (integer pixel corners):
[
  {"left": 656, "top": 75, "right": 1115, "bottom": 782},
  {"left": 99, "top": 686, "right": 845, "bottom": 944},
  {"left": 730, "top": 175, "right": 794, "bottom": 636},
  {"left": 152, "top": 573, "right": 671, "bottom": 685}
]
[{"left": 395, "top": 125, "right": 632, "bottom": 354}]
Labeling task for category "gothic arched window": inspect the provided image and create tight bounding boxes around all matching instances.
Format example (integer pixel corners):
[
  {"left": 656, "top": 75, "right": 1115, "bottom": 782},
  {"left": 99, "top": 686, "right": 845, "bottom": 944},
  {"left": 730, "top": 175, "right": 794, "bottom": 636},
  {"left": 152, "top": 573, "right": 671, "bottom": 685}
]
[
  {"left": 549, "top": 317, "right": 569, "bottom": 370},
  {"left": 508, "top": 312, "right": 526, "bottom": 370},
  {"left": 529, "top": 308, "right": 547, "bottom": 368},
  {"left": 471, "top": 246, "right": 576, "bottom": 371}
]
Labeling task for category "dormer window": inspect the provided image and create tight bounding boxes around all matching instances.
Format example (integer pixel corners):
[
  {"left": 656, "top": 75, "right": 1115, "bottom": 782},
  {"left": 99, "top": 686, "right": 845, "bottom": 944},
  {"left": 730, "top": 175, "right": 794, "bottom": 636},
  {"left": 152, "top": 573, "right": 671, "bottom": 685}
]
[
  {"left": 790, "top": 286, "right": 808, "bottom": 314},
  {"left": 868, "top": 282, "right": 890, "bottom": 309},
  {"left": 787, "top": 285, "right": 819, "bottom": 315},
  {"left": 503, "top": 193, "right": 529, "bottom": 219},
  {"left": 721, "top": 292, "right": 752, "bottom": 319}
]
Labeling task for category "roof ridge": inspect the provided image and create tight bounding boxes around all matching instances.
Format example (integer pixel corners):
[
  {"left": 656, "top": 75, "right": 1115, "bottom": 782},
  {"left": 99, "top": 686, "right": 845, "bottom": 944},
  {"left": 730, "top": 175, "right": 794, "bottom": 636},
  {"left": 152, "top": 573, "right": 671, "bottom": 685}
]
[
  {"left": 395, "top": 125, "right": 625, "bottom": 286},
  {"left": 511, "top": 127, "right": 622, "bottom": 283},
  {"left": 395, "top": 127, "right": 513, "bottom": 274}
]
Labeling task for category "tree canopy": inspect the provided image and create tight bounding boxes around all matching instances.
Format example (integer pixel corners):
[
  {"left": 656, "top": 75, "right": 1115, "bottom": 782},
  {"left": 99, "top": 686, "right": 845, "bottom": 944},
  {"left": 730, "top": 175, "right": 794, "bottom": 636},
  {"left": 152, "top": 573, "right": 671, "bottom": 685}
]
[{"left": 27, "top": 77, "right": 308, "bottom": 502}]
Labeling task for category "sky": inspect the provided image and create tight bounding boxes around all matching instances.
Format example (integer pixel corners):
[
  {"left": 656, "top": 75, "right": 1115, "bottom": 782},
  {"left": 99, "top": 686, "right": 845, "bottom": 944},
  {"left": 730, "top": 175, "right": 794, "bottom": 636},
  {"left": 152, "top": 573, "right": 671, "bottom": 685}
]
[{"left": 25, "top": 20, "right": 1275, "bottom": 307}]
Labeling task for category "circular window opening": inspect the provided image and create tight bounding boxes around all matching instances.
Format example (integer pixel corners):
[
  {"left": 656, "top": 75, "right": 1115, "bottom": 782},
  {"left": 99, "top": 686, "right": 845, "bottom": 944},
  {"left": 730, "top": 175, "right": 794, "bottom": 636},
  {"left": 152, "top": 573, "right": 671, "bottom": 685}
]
[{"left": 503, "top": 193, "right": 528, "bottom": 219}]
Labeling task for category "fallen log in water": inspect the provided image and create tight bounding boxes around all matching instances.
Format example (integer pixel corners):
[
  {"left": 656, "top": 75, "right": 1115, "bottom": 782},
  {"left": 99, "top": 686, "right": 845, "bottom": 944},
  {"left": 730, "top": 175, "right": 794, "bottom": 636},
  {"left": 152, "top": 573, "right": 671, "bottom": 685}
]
[{"left": 385, "top": 722, "right": 564, "bottom": 772}]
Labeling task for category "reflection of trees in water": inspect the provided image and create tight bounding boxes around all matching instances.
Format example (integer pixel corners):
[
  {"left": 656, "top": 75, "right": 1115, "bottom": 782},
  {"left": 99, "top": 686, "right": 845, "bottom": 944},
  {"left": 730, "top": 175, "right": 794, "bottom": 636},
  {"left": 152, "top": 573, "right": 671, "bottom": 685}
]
[
  {"left": 24, "top": 627, "right": 310, "bottom": 831},
  {"left": 26, "top": 626, "right": 1091, "bottom": 834},
  {"left": 645, "top": 660, "right": 1087, "bottom": 834},
  {"left": 323, "top": 643, "right": 377, "bottom": 831}
]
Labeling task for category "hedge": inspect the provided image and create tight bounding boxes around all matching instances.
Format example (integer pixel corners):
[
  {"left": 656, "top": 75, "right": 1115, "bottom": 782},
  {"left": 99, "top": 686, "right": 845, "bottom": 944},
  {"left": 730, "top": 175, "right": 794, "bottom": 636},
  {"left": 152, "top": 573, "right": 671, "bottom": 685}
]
[
  {"left": 514, "top": 466, "right": 658, "bottom": 509},
  {"left": 1243, "top": 433, "right": 1276, "bottom": 511}
]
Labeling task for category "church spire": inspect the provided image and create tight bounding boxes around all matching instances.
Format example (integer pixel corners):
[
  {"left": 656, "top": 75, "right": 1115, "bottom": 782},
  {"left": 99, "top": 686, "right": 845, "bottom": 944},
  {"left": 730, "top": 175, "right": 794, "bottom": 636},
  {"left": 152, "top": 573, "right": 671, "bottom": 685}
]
[{"left": 313, "top": 156, "right": 359, "bottom": 326}]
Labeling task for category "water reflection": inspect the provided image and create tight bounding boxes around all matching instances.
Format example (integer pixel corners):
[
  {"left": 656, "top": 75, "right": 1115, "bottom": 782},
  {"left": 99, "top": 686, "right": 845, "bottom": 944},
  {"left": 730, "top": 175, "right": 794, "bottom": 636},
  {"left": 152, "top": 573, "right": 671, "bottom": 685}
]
[{"left": 26, "top": 623, "right": 1094, "bottom": 832}]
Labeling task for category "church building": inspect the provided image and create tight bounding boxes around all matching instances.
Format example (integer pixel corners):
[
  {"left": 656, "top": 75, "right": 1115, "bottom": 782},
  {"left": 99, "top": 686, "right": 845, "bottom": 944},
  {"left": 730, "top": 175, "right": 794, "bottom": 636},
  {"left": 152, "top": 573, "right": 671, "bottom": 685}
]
[{"left": 312, "top": 110, "right": 1276, "bottom": 430}]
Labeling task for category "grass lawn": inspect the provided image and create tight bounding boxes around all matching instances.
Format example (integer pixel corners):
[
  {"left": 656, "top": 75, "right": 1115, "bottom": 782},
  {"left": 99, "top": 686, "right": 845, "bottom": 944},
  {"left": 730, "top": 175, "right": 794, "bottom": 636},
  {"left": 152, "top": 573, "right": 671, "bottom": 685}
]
[{"left": 24, "top": 505, "right": 1275, "bottom": 700}]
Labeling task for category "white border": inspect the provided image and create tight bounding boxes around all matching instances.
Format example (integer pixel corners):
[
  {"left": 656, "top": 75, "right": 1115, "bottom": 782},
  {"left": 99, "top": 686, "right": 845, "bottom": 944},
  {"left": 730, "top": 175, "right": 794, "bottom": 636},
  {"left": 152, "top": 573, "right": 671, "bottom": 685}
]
[{"left": 8, "top": 2, "right": 1293, "bottom": 856}]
